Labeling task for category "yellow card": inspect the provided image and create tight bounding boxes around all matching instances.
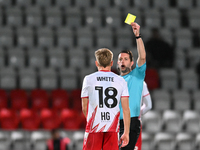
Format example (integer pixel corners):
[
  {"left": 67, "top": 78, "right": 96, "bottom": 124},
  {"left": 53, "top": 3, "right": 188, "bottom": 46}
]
[{"left": 124, "top": 13, "right": 136, "bottom": 25}]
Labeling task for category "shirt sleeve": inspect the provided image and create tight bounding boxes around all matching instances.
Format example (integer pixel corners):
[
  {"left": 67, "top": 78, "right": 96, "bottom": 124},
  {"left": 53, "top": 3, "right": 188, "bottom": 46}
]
[
  {"left": 81, "top": 76, "right": 89, "bottom": 98},
  {"left": 142, "top": 82, "right": 150, "bottom": 97},
  {"left": 135, "top": 62, "right": 146, "bottom": 79},
  {"left": 121, "top": 79, "right": 129, "bottom": 97}
]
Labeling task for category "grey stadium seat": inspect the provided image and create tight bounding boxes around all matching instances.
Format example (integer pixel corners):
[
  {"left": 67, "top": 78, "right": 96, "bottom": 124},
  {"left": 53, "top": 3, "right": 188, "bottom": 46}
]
[
  {"left": 19, "top": 67, "right": 37, "bottom": 90},
  {"left": 104, "top": 8, "right": 122, "bottom": 28},
  {"left": 144, "top": 9, "right": 162, "bottom": 28},
  {"left": 0, "top": 27, "right": 13, "bottom": 48},
  {"left": 0, "top": 130, "right": 11, "bottom": 150},
  {"left": 26, "top": 6, "right": 42, "bottom": 27},
  {"left": 85, "top": 8, "right": 102, "bottom": 28},
  {"left": 17, "top": 27, "right": 34, "bottom": 49},
  {"left": 8, "top": 49, "right": 25, "bottom": 68},
  {"left": 28, "top": 49, "right": 46, "bottom": 69},
  {"left": 57, "top": 27, "right": 74, "bottom": 48},
  {"left": 6, "top": 7, "right": 23, "bottom": 27},
  {"left": 45, "top": 7, "right": 62, "bottom": 28},
  {"left": 56, "top": 0, "right": 71, "bottom": 8},
  {"left": 39, "top": 68, "right": 58, "bottom": 90},
  {"left": 35, "top": 0, "right": 51, "bottom": 7},
  {"left": 96, "top": 27, "right": 113, "bottom": 48},
  {"left": 77, "top": 27, "right": 94, "bottom": 48},
  {"left": 16, "top": 0, "right": 32, "bottom": 7},
  {"left": 66, "top": 8, "right": 82, "bottom": 28},
  {"left": 0, "top": 67, "right": 17, "bottom": 89},
  {"left": 0, "top": 49, "right": 5, "bottom": 68}
]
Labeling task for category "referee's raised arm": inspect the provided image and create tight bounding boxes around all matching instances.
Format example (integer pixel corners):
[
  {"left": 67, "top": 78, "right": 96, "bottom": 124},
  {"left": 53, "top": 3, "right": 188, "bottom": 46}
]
[{"left": 131, "top": 22, "right": 146, "bottom": 67}]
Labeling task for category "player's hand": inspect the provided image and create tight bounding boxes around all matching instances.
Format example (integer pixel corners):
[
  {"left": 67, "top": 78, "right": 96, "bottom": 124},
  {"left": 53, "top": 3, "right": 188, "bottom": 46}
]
[
  {"left": 131, "top": 22, "right": 140, "bottom": 37},
  {"left": 119, "top": 133, "right": 129, "bottom": 148}
]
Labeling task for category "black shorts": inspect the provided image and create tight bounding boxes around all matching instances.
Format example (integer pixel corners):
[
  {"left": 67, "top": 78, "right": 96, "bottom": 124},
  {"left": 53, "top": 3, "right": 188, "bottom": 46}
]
[{"left": 119, "top": 117, "right": 141, "bottom": 150}]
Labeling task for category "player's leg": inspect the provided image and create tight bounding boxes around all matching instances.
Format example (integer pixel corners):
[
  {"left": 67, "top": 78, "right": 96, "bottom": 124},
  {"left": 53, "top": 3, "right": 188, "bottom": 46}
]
[
  {"left": 102, "top": 132, "right": 118, "bottom": 150},
  {"left": 83, "top": 132, "right": 103, "bottom": 150},
  {"left": 134, "top": 124, "right": 142, "bottom": 150},
  {"left": 119, "top": 117, "right": 140, "bottom": 150}
]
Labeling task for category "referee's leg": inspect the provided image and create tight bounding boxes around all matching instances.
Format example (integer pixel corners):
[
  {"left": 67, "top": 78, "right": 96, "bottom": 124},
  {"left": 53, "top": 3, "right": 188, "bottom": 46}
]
[{"left": 119, "top": 117, "right": 140, "bottom": 150}]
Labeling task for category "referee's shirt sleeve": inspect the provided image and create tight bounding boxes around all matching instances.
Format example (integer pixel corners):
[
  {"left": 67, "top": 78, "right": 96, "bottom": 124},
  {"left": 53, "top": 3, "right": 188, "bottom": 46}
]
[
  {"left": 81, "top": 76, "right": 89, "bottom": 98},
  {"left": 135, "top": 62, "right": 146, "bottom": 79}
]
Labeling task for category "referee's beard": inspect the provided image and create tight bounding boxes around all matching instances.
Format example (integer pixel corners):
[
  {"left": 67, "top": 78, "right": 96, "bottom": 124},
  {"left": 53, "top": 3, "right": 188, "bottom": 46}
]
[{"left": 118, "top": 65, "right": 131, "bottom": 74}]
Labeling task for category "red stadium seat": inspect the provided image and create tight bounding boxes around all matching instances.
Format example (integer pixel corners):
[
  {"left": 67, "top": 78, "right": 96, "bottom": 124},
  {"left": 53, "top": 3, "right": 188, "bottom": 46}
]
[
  {"left": 0, "top": 89, "right": 8, "bottom": 109},
  {"left": 145, "top": 68, "right": 160, "bottom": 90},
  {"left": 20, "top": 108, "right": 40, "bottom": 130},
  {"left": 40, "top": 108, "right": 61, "bottom": 130},
  {"left": 79, "top": 112, "right": 87, "bottom": 129},
  {"left": 0, "top": 108, "right": 19, "bottom": 129},
  {"left": 30, "top": 89, "right": 49, "bottom": 110},
  {"left": 51, "top": 89, "right": 70, "bottom": 110},
  {"left": 70, "top": 89, "right": 82, "bottom": 111},
  {"left": 10, "top": 89, "right": 28, "bottom": 110},
  {"left": 61, "top": 108, "right": 81, "bottom": 130}
]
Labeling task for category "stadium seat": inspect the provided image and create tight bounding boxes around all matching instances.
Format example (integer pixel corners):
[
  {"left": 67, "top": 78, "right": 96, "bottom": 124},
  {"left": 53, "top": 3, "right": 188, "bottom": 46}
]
[
  {"left": 152, "top": 89, "right": 171, "bottom": 110},
  {"left": 17, "top": 27, "right": 34, "bottom": 49},
  {"left": 116, "top": 27, "right": 134, "bottom": 48},
  {"left": 51, "top": 89, "right": 70, "bottom": 110},
  {"left": 59, "top": 67, "right": 78, "bottom": 90},
  {"left": 6, "top": 7, "right": 22, "bottom": 27},
  {"left": 39, "top": 68, "right": 58, "bottom": 90},
  {"left": 175, "top": 28, "right": 192, "bottom": 49},
  {"left": 48, "top": 48, "right": 66, "bottom": 69},
  {"left": 77, "top": 27, "right": 94, "bottom": 48},
  {"left": 0, "top": 130, "right": 10, "bottom": 150},
  {"left": 10, "top": 131, "right": 30, "bottom": 150},
  {"left": 141, "top": 132, "right": 154, "bottom": 150},
  {"left": 79, "top": 67, "right": 97, "bottom": 84},
  {"left": 28, "top": 49, "right": 46, "bottom": 69},
  {"left": 37, "top": 27, "right": 54, "bottom": 49},
  {"left": 68, "top": 48, "right": 86, "bottom": 68},
  {"left": 104, "top": 8, "right": 121, "bottom": 28},
  {"left": 162, "top": 110, "right": 182, "bottom": 133},
  {"left": 8, "top": 48, "right": 25, "bottom": 68},
  {"left": 72, "top": 131, "right": 84, "bottom": 150},
  {"left": 163, "top": 9, "right": 181, "bottom": 28},
  {"left": 40, "top": 108, "right": 61, "bottom": 129},
  {"left": 159, "top": 68, "right": 178, "bottom": 90},
  {"left": 30, "top": 89, "right": 49, "bottom": 110},
  {"left": 30, "top": 130, "right": 51, "bottom": 150},
  {"left": 45, "top": 7, "right": 62, "bottom": 28},
  {"left": 19, "top": 68, "right": 37, "bottom": 90},
  {"left": 154, "top": 132, "right": 175, "bottom": 150},
  {"left": 84, "top": 8, "right": 102, "bottom": 28},
  {"left": 20, "top": 108, "right": 40, "bottom": 130},
  {"left": 57, "top": 27, "right": 74, "bottom": 48},
  {"left": 0, "top": 108, "right": 19, "bottom": 129},
  {"left": 0, "top": 0, "right": 12, "bottom": 6},
  {"left": 152, "top": 0, "right": 169, "bottom": 8},
  {"left": 113, "top": 0, "right": 130, "bottom": 8},
  {"left": 193, "top": 90, "right": 200, "bottom": 111},
  {"left": 0, "top": 27, "right": 13, "bottom": 48},
  {"left": 134, "top": 0, "right": 150, "bottom": 8},
  {"left": 174, "top": 49, "right": 186, "bottom": 70},
  {"left": 16, "top": 0, "right": 32, "bottom": 7},
  {"left": 96, "top": 27, "right": 113, "bottom": 48},
  {"left": 26, "top": 6, "right": 42, "bottom": 27},
  {"left": 76, "top": 0, "right": 90, "bottom": 8},
  {"left": 0, "top": 49, "right": 5, "bottom": 68},
  {"left": 182, "top": 110, "right": 200, "bottom": 133},
  {"left": 0, "top": 89, "right": 8, "bottom": 109},
  {"left": 142, "top": 110, "right": 162, "bottom": 133},
  {"left": 56, "top": 0, "right": 71, "bottom": 8},
  {"left": 180, "top": 69, "right": 198, "bottom": 90},
  {"left": 172, "top": 90, "right": 191, "bottom": 111},
  {"left": 160, "top": 28, "right": 174, "bottom": 45},
  {"left": 188, "top": 48, "right": 200, "bottom": 67},
  {"left": 188, "top": 9, "right": 200, "bottom": 29},
  {"left": 61, "top": 109, "right": 81, "bottom": 130},
  {"left": 70, "top": 89, "right": 82, "bottom": 111},
  {"left": 176, "top": 132, "right": 195, "bottom": 150},
  {"left": 177, "top": 0, "right": 193, "bottom": 9},
  {"left": 195, "top": 133, "right": 200, "bottom": 150},
  {"left": 144, "top": 68, "right": 160, "bottom": 90},
  {"left": 144, "top": 9, "right": 162, "bottom": 28},
  {"left": 0, "top": 67, "right": 17, "bottom": 90},
  {"left": 95, "top": 0, "right": 111, "bottom": 8},
  {"left": 66, "top": 8, "right": 82, "bottom": 28},
  {"left": 10, "top": 89, "right": 28, "bottom": 110},
  {"left": 35, "top": 0, "right": 51, "bottom": 7}
]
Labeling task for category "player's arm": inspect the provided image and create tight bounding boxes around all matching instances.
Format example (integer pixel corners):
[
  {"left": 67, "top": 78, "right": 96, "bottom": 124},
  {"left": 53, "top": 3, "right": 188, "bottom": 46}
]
[
  {"left": 120, "top": 97, "right": 130, "bottom": 147},
  {"left": 82, "top": 97, "right": 89, "bottom": 117},
  {"left": 131, "top": 22, "right": 146, "bottom": 67},
  {"left": 141, "top": 94, "right": 152, "bottom": 115}
]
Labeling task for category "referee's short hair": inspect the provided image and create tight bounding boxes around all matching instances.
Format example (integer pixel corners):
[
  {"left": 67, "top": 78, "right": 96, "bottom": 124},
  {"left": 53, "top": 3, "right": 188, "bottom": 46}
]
[{"left": 119, "top": 50, "right": 134, "bottom": 62}]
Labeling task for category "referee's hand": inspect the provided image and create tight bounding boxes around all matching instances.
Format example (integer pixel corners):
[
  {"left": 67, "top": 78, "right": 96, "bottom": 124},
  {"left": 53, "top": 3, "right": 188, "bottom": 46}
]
[
  {"left": 131, "top": 22, "right": 140, "bottom": 37},
  {"left": 119, "top": 133, "right": 129, "bottom": 148}
]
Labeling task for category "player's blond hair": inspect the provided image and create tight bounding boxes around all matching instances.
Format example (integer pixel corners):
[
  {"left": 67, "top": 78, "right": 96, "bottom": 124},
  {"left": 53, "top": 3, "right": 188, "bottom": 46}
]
[{"left": 95, "top": 48, "right": 113, "bottom": 68}]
